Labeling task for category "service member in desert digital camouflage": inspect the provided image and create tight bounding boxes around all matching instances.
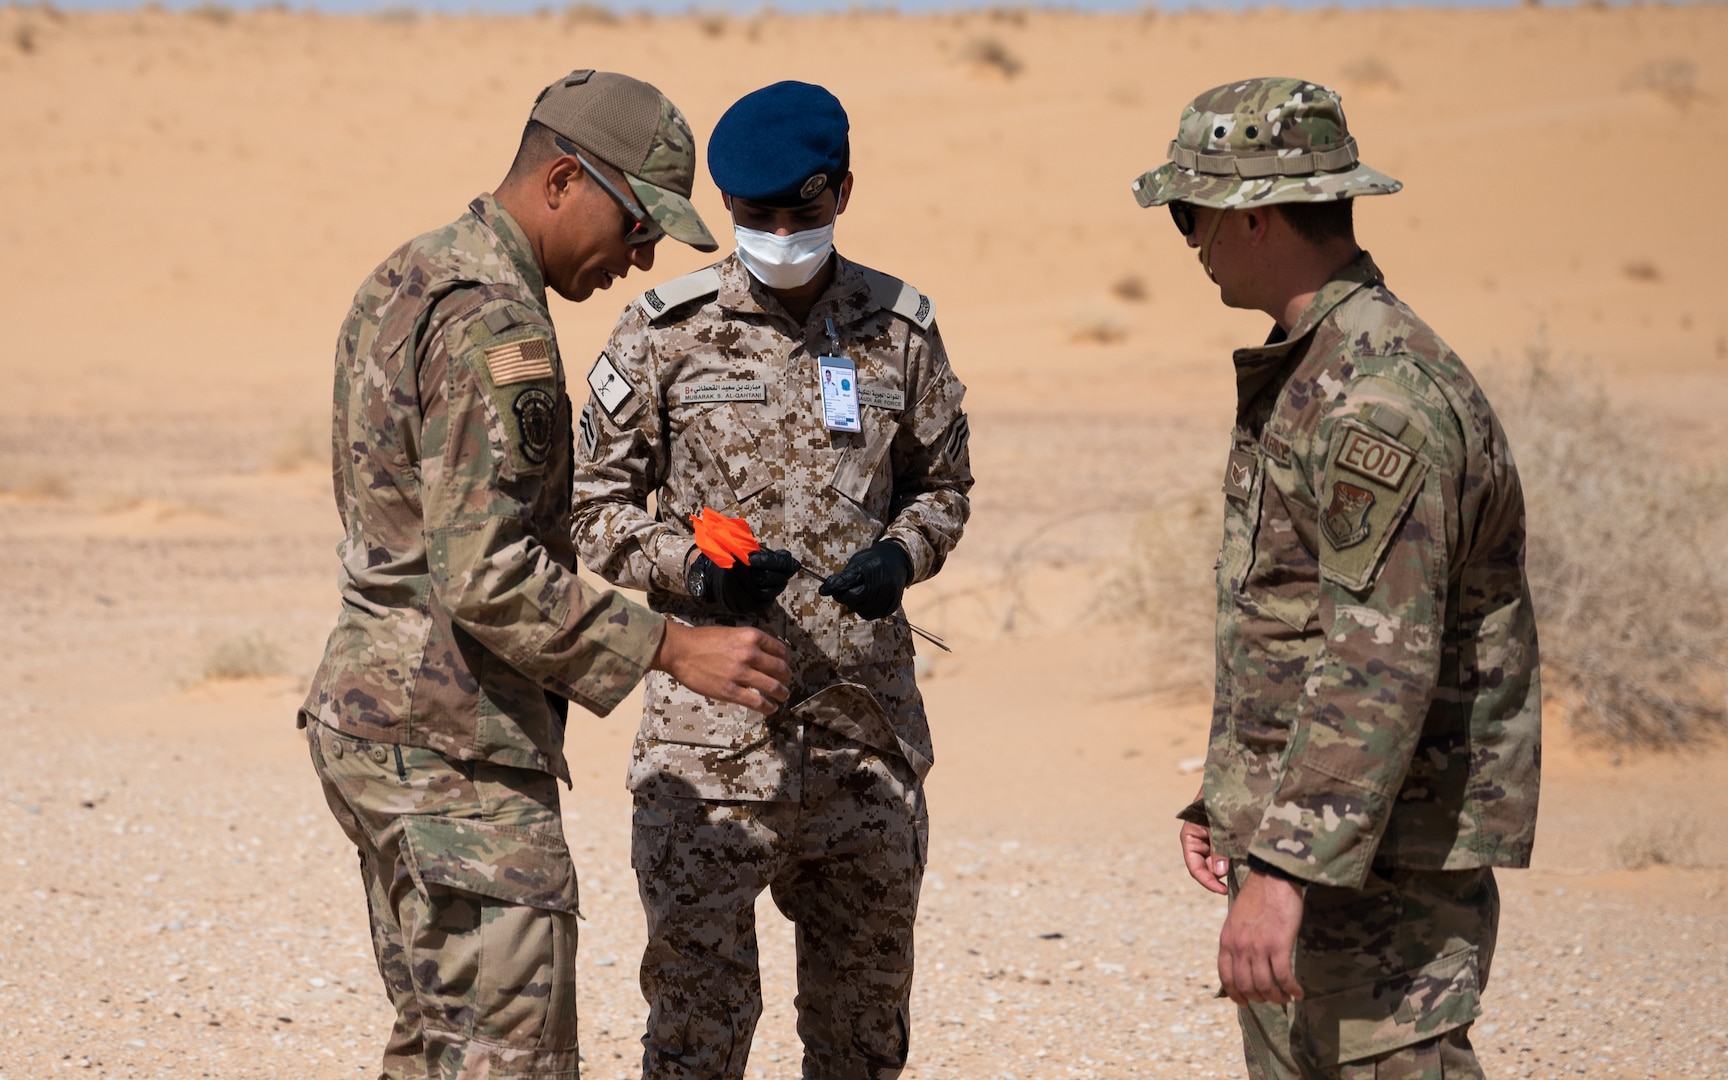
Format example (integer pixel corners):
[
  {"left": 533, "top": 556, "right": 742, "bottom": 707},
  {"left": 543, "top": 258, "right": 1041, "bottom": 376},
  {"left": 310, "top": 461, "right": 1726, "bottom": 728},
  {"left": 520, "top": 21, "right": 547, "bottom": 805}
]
[
  {"left": 570, "top": 81, "right": 972, "bottom": 1080},
  {"left": 299, "top": 70, "right": 793, "bottom": 1080},
  {"left": 1132, "top": 78, "right": 1542, "bottom": 1079}
]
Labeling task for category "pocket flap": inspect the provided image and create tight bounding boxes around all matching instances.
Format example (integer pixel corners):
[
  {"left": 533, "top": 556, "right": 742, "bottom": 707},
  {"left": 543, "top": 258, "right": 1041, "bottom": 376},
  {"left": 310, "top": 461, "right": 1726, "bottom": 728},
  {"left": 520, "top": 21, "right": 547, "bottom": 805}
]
[
  {"left": 1296, "top": 945, "right": 1481, "bottom": 1065},
  {"left": 791, "top": 682, "right": 900, "bottom": 759},
  {"left": 400, "top": 815, "right": 578, "bottom": 913}
]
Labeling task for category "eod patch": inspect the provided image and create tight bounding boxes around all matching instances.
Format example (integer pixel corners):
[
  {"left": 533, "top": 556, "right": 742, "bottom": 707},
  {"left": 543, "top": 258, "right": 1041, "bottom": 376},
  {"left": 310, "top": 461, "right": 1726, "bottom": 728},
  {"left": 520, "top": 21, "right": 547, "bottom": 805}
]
[{"left": 1318, "top": 418, "right": 1427, "bottom": 591}]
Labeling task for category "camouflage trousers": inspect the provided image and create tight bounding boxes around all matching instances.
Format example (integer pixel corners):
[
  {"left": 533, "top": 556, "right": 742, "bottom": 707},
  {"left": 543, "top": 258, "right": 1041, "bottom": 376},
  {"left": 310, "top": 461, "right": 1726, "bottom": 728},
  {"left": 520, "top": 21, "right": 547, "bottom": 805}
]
[
  {"left": 1230, "top": 863, "right": 1499, "bottom": 1080},
  {"left": 305, "top": 719, "right": 583, "bottom": 1080},
  {"left": 630, "top": 724, "right": 928, "bottom": 1080}
]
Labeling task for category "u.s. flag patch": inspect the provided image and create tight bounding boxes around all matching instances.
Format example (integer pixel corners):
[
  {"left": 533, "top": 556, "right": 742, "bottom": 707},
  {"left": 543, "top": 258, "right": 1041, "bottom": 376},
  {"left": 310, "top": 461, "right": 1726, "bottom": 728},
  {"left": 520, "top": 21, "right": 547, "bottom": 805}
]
[{"left": 485, "top": 337, "right": 554, "bottom": 386}]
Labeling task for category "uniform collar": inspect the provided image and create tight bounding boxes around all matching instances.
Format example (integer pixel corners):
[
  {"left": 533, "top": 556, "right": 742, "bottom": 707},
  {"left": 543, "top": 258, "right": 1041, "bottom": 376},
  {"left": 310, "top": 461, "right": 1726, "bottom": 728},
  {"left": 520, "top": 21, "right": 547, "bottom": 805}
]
[
  {"left": 1230, "top": 250, "right": 1384, "bottom": 411},
  {"left": 467, "top": 192, "right": 549, "bottom": 310},
  {"left": 715, "top": 251, "right": 874, "bottom": 325}
]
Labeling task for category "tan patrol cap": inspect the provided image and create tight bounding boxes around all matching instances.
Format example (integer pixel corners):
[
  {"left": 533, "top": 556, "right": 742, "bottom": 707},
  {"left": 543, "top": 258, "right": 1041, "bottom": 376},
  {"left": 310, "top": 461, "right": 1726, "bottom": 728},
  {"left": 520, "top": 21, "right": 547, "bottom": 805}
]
[{"left": 531, "top": 69, "right": 718, "bottom": 252}]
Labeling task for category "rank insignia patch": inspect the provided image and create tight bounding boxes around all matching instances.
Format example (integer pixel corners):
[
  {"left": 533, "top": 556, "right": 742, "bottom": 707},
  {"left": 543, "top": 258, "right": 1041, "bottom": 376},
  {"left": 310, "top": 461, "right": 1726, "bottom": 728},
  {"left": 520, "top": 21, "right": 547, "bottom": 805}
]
[
  {"left": 513, "top": 388, "right": 556, "bottom": 465},
  {"left": 1322, "top": 481, "right": 1376, "bottom": 550},
  {"left": 485, "top": 337, "right": 553, "bottom": 386},
  {"left": 1223, "top": 448, "right": 1258, "bottom": 502}
]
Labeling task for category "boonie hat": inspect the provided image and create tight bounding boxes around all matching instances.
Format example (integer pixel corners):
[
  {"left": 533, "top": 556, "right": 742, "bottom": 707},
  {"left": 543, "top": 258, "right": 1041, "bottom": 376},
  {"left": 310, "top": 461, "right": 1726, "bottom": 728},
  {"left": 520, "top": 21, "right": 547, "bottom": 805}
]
[
  {"left": 531, "top": 69, "right": 717, "bottom": 252},
  {"left": 708, "top": 81, "right": 850, "bottom": 207},
  {"left": 1132, "top": 77, "right": 1401, "bottom": 210}
]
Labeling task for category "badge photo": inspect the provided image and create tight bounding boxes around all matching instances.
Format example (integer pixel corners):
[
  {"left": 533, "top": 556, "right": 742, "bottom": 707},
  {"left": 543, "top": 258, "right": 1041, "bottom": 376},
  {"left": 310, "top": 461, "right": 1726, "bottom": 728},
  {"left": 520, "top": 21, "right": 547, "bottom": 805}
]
[{"left": 819, "top": 355, "right": 861, "bottom": 433}]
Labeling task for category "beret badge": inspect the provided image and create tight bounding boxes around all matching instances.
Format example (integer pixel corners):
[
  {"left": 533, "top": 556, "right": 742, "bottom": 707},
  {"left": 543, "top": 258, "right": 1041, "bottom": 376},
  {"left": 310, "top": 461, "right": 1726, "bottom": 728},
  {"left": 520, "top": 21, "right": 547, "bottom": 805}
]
[{"left": 799, "top": 174, "right": 828, "bottom": 200}]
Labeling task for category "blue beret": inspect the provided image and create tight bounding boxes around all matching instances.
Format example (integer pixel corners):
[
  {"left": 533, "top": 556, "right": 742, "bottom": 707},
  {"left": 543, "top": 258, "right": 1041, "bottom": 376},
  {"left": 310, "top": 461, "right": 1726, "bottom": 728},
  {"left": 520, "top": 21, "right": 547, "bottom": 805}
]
[{"left": 708, "top": 81, "right": 850, "bottom": 206}]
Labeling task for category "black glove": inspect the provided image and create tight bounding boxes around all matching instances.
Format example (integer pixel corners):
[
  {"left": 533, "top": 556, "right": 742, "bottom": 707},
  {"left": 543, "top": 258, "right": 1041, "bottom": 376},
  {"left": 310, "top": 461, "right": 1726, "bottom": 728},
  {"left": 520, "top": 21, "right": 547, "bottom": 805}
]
[
  {"left": 819, "top": 541, "right": 913, "bottom": 621},
  {"left": 686, "top": 548, "right": 801, "bottom": 615}
]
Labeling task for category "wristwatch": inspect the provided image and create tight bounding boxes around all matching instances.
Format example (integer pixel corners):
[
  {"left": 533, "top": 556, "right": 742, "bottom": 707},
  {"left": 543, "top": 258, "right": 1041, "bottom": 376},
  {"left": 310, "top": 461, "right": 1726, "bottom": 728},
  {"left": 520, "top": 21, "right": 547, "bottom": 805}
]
[{"left": 686, "top": 553, "right": 709, "bottom": 603}]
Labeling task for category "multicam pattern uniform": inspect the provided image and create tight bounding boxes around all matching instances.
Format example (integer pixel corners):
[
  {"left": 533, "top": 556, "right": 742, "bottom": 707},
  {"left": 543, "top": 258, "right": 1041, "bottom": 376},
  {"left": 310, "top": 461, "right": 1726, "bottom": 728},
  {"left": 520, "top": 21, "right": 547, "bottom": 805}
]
[
  {"left": 1197, "top": 253, "right": 1540, "bottom": 1077},
  {"left": 301, "top": 193, "right": 666, "bottom": 1079},
  {"left": 570, "top": 252, "right": 971, "bottom": 1079}
]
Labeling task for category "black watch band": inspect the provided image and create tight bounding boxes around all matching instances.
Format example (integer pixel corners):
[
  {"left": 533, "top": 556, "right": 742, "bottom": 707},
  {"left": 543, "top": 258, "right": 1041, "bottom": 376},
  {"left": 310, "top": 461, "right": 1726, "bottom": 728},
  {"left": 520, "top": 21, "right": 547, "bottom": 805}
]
[{"left": 686, "top": 557, "right": 709, "bottom": 602}]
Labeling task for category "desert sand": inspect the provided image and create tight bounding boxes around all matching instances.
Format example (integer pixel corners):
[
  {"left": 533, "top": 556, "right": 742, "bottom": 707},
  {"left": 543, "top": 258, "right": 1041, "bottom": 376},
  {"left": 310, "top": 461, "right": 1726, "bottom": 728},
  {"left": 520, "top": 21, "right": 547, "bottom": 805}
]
[{"left": 1, "top": 4, "right": 1725, "bottom": 1078}]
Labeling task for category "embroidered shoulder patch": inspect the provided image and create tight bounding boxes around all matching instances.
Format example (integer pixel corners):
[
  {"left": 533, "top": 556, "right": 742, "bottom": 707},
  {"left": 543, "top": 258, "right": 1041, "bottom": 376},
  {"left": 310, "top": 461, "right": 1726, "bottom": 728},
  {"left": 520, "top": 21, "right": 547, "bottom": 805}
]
[
  {"left": 485, "top": 337, "right": 553, "bottom": 386},
  {"left": 587, "top": 353, "right": 637, "bottom": 418},
  {"left": 1318, "top": 419, "right": 1428, "bottom": 592},
  {"left": 1222, "top": 448, "right": 1258, "bottom": 503}
]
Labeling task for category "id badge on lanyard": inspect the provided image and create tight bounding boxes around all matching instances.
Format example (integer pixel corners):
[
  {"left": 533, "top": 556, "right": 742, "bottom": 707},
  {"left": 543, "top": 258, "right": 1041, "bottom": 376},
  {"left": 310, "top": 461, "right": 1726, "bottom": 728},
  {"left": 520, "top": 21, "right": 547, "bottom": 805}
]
[{"left": 818, "top": 316, "right": 861, "bottom": 432}]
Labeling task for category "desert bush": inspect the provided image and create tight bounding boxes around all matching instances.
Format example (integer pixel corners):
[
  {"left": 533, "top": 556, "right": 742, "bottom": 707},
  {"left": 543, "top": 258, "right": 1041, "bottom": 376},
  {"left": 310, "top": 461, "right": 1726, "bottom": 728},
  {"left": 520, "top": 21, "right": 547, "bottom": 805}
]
[
  {"left": 13, "top": 23, "right": 36, "bottom": 53},
  {"left": 204, "top": 633, "right": 286, "bottom": 681},
  {"left": 1103, "top": 491, "right": 1217, "bottom": 697},
  {"left": 1490, "top": 348, "right": 1728, "bottom": 745},
  {"left": 1625, "top": 57, "right": 1701, "bottom": 110},
  {"left": 563, "top": 2, "right": 619, "bottom": 23},
  {"left": 957, "top": 35, "right": 1022, "bottom": 78},
  {"left": 1610, "top": 817, "right": 1700, "bottom": 870}
]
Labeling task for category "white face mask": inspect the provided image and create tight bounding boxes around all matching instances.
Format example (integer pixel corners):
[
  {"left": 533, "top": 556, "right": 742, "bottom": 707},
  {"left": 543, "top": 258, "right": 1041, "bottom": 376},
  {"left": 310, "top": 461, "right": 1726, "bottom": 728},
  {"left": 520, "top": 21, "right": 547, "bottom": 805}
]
[{"left": 732, "top": 223, "right": 836, "bottom": 289}]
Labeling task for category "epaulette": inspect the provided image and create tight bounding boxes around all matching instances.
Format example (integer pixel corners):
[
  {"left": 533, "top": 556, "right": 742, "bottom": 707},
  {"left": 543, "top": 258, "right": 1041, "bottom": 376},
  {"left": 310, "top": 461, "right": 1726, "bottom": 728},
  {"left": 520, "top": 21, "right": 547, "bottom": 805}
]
[
  {"left": 637, "top": 266, "right": 722, "bottom": 324},
  {"left": 860, "top": 267, "right": 936, "bottom": 332}
]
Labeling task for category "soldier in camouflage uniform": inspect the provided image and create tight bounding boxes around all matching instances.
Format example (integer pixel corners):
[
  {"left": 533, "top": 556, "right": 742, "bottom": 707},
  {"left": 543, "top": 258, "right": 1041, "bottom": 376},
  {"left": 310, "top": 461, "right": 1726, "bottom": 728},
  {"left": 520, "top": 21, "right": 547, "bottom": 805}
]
[
  {"left": 570, "top": 82, "right": 972, "bottom": 1080},
  {"left": 300, "top": 70, "right": 793, "bottom": 1080},
  {"left": 1131, "top": 79, "right": 1542, "bottom": 1079}
]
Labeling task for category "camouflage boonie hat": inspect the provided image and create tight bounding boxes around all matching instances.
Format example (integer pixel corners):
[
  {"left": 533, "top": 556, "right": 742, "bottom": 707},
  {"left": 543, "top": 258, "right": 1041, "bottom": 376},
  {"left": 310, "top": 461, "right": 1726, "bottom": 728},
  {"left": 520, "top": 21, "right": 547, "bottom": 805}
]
[
  {"left": 531, "top": 69, "right": 718, "bottom": 252},
  {"left": 1131, "top": 77, "right": 1401, "bottom": 211}
]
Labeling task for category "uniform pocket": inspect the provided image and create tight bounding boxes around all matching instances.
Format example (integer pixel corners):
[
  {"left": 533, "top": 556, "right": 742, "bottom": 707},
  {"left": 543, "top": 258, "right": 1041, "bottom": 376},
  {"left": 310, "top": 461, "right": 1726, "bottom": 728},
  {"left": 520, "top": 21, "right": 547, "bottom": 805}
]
[
  {"left": 400, "top": 815, "right": 579, "bottom": 914},
  {"left": 1294, "top": 945, "right": 1482, "bottom": 1065},
  {"left": 641, "top": 670, "right": 772, "bottom": 750},
  {"left": 678, "top": 404, "right": 773, "bottom": 510}
]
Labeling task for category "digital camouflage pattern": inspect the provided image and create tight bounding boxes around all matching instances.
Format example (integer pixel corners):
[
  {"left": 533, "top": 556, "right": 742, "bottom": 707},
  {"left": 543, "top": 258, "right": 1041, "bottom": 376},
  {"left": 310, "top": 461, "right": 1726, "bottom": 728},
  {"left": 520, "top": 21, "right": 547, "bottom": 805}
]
[
  {"left": 300, "top": 193, "right": 665, "bottom": 782},
  {"left": 1228, "top": 863, "right": 1498, "bottom": 1078},
  {"left": 630, "top": 724, "right": 926, "bottom": 1080},
  {"left": 1132, "top": 78, "right": 1402, "bottom": 210},
  {"left": 1200, "top": 251, "right": 1541, "bottom": 890},
  {"left": 570, "top": 252, "right": 972, "bottom": 799},
  {"left": 306, "top": 721, "right": 583, "bottom": 1080}
]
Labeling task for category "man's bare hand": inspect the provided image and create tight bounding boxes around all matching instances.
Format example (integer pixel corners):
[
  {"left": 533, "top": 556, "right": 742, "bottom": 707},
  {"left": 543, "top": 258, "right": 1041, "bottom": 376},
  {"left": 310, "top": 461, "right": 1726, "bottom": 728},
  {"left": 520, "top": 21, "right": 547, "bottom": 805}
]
[
  {"left": 1217, "top": 868, "right": 1305, "bottom": 1006},
  {"left": 651, "top": 622, "right": 792, "bottom": 715},
  {"left": 1180, "top": 820, "right": 1229, "bottom": 896}
]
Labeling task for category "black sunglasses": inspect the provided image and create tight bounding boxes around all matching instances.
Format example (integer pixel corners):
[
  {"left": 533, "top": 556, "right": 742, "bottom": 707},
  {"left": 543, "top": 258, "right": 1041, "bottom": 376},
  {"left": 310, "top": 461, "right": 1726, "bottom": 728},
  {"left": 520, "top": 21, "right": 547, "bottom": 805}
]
[
  {"left": 553, "top": 135, "right": 664, "bottom": 246},
  {"left": 1169, "top": 201, "right": 1198, "bottom": 237}
]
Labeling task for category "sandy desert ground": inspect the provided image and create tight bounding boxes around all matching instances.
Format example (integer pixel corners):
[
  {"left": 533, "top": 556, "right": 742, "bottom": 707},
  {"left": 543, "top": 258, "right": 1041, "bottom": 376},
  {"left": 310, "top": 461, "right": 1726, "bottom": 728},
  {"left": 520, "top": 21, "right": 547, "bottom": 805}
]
[{"left": 1, "top": 3, "right": 1727, "bottom": 1078}]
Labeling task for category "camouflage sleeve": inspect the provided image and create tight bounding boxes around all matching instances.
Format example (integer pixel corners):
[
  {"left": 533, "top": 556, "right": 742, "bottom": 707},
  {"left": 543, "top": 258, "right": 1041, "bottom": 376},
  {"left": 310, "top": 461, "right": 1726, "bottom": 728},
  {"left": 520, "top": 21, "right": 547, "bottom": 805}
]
[
  {"left": 882, "top": 322, "right": 974, "bottom": 583},
  {"left": 1247, "top": 373, "right": 1461, "bottom": 889},
  {"left": 569, "top": 305, "right": 688, "bottom": 594},
  {"left": 420, "top": 292, "right": 664, "bottom": 717}
]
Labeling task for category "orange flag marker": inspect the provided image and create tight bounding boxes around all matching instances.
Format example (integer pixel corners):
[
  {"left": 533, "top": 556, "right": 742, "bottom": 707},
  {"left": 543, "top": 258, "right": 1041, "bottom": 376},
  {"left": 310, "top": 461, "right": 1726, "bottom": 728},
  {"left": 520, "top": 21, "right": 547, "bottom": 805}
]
[{"left": 690, "top": 507, "right": 761, "bottom": 569}]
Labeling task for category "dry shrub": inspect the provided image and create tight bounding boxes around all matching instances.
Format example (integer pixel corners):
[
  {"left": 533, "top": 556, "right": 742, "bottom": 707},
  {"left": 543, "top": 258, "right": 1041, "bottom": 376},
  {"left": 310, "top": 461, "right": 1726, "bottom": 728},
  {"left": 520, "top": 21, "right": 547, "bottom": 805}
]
[
  {"left": 1341, "top": 56, "right": 1400, "bottom": 92},
  {"left": 1610, "top": 817, "right": 1700, "bottom": 870},
  {"left": 958, "top": 35, "right": 1022, "bottom": 79},
  {"left": 564, "top": 2, "right": 619, "bottom": 23},
  {"left": 1103, "top": 491, "right": 1217, "bottom": 697},
  {"left": 13, "top": 23, "right": 36, "bottom": 53},
  {"left": 187, "top": 3, "right": 235, "bottom": 25},
  {"left": 1621, "top": 259, "right": 1661, "bottom": 283},
  {"left": 1491, "top": 348, "right": 1728, "bottom": 745},
  {"left": 1110, "top": 274, "right": 1149, "bottom": 303},
  {"left": 1625, "top": 58, "right": 1701, "bottom": 110},
  {"left": 1068, "top": 308, "right": 1128, "bottom": 345},
  {"left": 2, "top": 470, "right": 71, "bottom": 499},
  {"left": 371, "top": 6, "right": 420, "bottom": 23},
  {"left": 271, "top": 421, "right": 325, "bottom": 472},
  {"left": 695, "top": 11, "right": 727, "bottom": 36},
  {"left": 204, "top": 633, "right": 286, "bottom": 681}
]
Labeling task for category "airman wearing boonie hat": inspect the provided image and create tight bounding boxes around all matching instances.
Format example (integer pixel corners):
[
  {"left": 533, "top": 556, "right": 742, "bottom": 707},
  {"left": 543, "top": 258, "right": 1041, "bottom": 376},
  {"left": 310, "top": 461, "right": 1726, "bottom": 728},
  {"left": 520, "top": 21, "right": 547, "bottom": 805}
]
[
  {"left": 1135, "top": 78, "right": 1542, "bottom": 1080},
  {"left": 571, "top": 79, "right": 972, "bottom": 1080},
  {"left": 300, "top": 69, "right": 795, "bottom": 1080}
]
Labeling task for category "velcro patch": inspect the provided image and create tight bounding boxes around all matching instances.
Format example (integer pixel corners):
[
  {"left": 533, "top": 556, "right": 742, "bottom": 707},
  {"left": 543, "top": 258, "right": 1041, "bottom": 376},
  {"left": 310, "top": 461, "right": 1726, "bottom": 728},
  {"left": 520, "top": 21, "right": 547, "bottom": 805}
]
[
  {"left": 677, "top": 380, "right": 767, "bottom": 405},
  {"left": 944, "top": 414, "right": 970, "bottom": 463},
  {"left": 1318, "top": 419, "right": 1428, "bottom": 592},
  {"left": 587, "top": 353, "right": 636, "bottom": 418},
  {"left": 859, "top": 386, "right": 906, "bottom": 411},
  {"left": 1334, "top": 426, "right": 1414, "bottom": 489},
  {"left": 485, "top": 338, "right": 553, "bottom": 386},
  {"left": 1263, "top": 431, "right": 1291, "bottom": 467},
  {"left": 1223, "top": 448, "right": 1257, "bottom": 502},
  {"left": 512, "top": 388, "right": 556, "bottom": 465}
]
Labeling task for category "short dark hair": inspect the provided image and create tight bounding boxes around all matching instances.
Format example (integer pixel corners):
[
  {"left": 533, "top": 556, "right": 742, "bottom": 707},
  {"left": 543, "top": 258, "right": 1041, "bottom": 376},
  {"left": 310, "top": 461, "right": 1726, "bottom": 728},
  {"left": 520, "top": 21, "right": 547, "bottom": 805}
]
[
  {"left": 1276, "top": 199, "right": 1355, "bottom": 246},
  {"left": 503, "top": 120, "right": 566, "bottom": 188}
]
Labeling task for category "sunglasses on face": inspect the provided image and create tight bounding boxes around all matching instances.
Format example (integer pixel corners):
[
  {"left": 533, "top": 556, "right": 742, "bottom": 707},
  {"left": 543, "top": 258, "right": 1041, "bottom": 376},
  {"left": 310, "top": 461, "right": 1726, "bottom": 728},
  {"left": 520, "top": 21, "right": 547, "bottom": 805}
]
[
  {"left": 1169, "top": 201, "right": 1198, "bottom": 237},
  {"left": 554, "top": 136, "right": 665, "bottom": 247}
]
